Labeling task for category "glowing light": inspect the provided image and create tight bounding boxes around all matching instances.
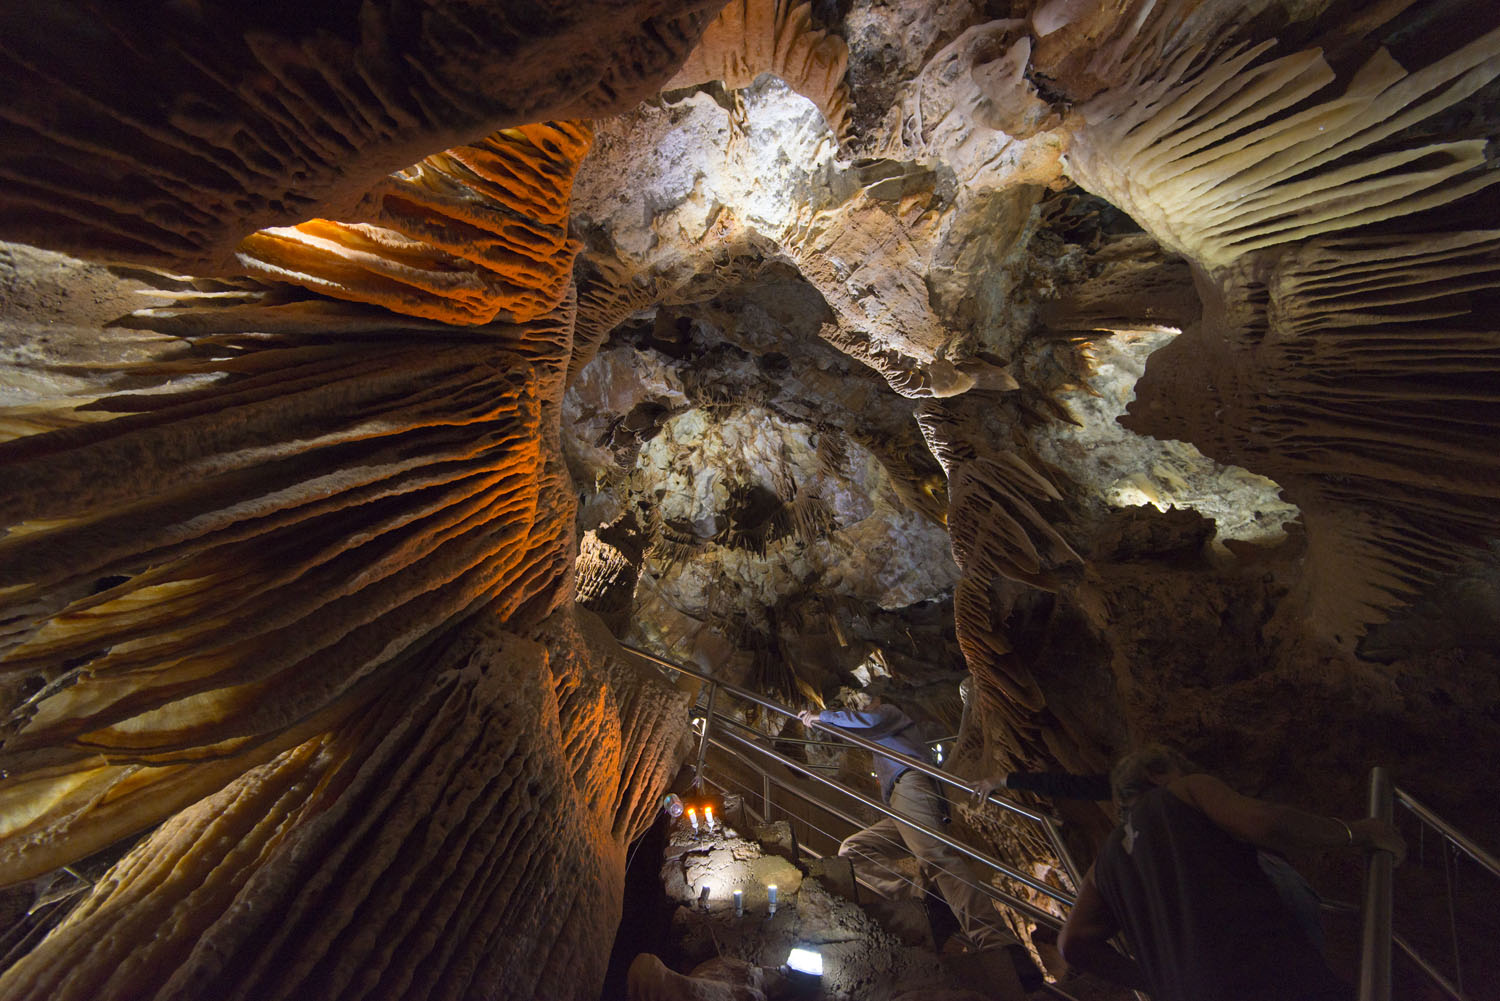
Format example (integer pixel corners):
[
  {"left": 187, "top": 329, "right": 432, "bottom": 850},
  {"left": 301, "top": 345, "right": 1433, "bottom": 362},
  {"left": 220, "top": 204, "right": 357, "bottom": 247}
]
[
  {"left": 686, "top": 807, "right": 699, "bottom": 831},
  {"left": 786, "top": 947, "right": 823, "bottom": 976},
  {"left": 767, "top": 884, "right": 778, "bottom": 914},
  {"left": 699, "top": 885, "right": 711, "bottom": 908},
  {"left": 733, "top": 889, "right": 744, "bottom": 917},
  {"left": 704, "top": 805, "right": 716, "bottom": 831}
]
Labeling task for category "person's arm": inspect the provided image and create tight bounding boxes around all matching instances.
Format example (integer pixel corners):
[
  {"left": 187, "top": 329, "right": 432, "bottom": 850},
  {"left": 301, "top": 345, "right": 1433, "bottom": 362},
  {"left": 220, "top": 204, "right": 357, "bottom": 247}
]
[
  {"left": 803, "top": 705, "right": 904, "bottom": 732},
  {"left": 972, "top": 770, "right": 1112, "bottom": 803},
  {"left": 1171, "top": 773, "right": 1406, "bottom": 862},
  {"left": 1007, "top": 771, "right": 1113, "bottom": 800},
  {"left": 1058, "top": 865, "right": 1149, "bottom": 990}
]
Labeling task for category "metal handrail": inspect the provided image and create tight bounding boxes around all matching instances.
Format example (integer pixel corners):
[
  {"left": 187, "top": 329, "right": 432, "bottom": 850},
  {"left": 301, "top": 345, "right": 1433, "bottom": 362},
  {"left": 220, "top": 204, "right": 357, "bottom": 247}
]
[
  {"left": 704, "top": 732, "right": 1025, "bottom": 912},
  {"left": 625, "top": 644, "right": 1062, "bottom": 826},
  {"left": 624, "top": 645, "right": 1082, "bottom": 931},
  {"left": 1392, "top": 931, "right": 1467, "bottom": 1001},
  {"left": 1391, "top": 784, "right": 1499, "bottom": 999},
  {"left": 629, "top": 643, "right": 1092, "bottom": 894},
  {"left": 706, "top": 731, "right": 877, "bottom": 835},
  {"left": 1394, "top": 787, "right": 1500, "bottom": 879},
  {"left": 711, "top": 717, "right": 1080, "bottom": 912},
  {"left": 628, "top": 643, "right": 1089, "bottom": 899},
  {"left": 664, "top": 658, "right": 1490, "bottom": 1001},
  {"left": 710, "top": 718, "right": 1072, "bottom": 906},
  {"left": 1359, "top": 766, "right": 1395, "bottom": 1001},
  {"left": 697, "top": 760, "right": 1089, "bottom": 1001},
  {"left": 691, "top": 681, "right": 718, "bottom": 789},
  {"left": 713, "top": 724, "right": 1072, "bottom": 929}
]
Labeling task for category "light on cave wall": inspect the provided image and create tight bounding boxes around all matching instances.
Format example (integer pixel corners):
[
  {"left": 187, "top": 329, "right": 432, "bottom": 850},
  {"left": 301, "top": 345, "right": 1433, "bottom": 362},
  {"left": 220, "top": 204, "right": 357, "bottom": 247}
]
[
  {"left": 1109, "top": 475, "right": 1169, "bottom": 512},
  {"left": 785, "top": 946, "right": 823, "bottom": 976},
  {"left": 1037, "top": 328, "right": 1300, "bottom": 546},
  {"left": 691, "top": 77, "right": 839, "bottom": 239},
  {"left": 849, "top": 649, "right": 892, "bottom": 687}
]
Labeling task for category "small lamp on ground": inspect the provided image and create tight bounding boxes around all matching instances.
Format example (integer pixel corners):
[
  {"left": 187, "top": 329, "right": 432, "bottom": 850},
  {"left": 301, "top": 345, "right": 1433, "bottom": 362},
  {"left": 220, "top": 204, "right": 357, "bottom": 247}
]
[{"left": 784, "top": 946, "right": 822, "bottom": 997}]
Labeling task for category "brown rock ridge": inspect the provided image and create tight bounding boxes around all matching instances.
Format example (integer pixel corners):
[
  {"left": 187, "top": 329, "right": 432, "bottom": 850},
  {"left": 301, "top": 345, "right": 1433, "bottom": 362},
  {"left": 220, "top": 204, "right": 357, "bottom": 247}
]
[
  {"left": 1, "top": 0, "right": 1500, "bottom": 997},
  {"left": 0, "top": 0, "right": 718, "bottom": 272},
  {"left": 667, "top": 0, "right": 853, "bottom": 139},
  {"left": 237, "top": 122, "right": 594, "bottom": 325}
]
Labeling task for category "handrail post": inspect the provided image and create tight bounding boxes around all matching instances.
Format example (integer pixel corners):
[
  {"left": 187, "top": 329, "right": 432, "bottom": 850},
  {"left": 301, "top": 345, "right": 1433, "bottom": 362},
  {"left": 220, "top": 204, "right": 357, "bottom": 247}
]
[
  {"left": 1359, "top": 766, "right": 1394, "bottom": 1001},
  {"left": 1042, "top": 815, "right": 1085, "bottom": 894},
  {"left": 692, "top": 682, "right": 718, "bottom": 790}
]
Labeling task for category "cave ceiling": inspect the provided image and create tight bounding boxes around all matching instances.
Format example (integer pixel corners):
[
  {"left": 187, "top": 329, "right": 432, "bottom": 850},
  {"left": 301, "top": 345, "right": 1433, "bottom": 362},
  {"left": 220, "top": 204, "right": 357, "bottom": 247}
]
[{"left": 1, "top": 0, "right": 1500, "bottom": 998}]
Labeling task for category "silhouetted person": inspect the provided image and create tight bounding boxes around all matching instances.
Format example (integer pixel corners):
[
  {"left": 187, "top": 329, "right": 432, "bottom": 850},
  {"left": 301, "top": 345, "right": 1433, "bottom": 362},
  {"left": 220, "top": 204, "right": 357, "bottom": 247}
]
[
  {"left": 1057, "top": 745, "right": 1404, "bottom": 1001},
  {"left": 974, "top": 764, "right": 1327, "bottom": 950}
]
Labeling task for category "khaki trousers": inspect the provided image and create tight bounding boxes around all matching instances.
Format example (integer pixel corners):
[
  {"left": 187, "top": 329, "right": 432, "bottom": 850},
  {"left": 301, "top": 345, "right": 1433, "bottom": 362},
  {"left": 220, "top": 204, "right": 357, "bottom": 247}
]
[{"left": 838, "top": 770, "right": 1019, "bottom": 951}]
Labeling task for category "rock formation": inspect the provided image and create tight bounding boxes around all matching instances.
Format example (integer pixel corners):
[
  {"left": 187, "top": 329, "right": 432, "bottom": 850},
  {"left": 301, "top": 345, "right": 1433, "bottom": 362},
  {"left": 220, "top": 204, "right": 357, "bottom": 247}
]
[{"left": 2, "top": 0, "right": 1499, "bottom": 998}]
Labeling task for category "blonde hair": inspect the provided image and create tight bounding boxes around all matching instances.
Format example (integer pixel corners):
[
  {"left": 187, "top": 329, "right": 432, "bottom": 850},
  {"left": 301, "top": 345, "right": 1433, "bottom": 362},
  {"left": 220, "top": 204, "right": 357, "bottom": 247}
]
[{"left": 1110, "top": 744, "right": 1195, "bottom": 807}]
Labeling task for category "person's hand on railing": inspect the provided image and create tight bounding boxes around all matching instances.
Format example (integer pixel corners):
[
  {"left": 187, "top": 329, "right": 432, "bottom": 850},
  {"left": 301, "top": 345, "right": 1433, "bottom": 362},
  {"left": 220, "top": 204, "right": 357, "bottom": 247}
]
[
  {"left": 971, "top": 775, "right": 1008, "bottom": 804},
  {"left": 1352, "top": 818, "right": 1408, "bottom": 865},
  {"left": 797, "top": 709, "right": 819, "bottom": 728}
]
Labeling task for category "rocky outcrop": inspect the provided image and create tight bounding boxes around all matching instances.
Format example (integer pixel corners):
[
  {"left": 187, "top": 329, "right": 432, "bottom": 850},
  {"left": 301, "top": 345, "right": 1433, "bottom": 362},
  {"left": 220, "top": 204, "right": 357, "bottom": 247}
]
[
  {"left": 0, "top": 0, "right": 717, "bottom": 272},
  {"left": 237, "top": 122, "right": 594, "bottom": 325},
  {"left": 0, "top": 608, "right": 689, "bottom": 1001},
  {"left": 1123, "top": 230, "right": 1500, "bottom": 645},
  {"left": 666, "top": 0, "right": 852, "bottom": 139},
  {"left": 3, "top": 0, "right": 1500, "bottom": 998}
]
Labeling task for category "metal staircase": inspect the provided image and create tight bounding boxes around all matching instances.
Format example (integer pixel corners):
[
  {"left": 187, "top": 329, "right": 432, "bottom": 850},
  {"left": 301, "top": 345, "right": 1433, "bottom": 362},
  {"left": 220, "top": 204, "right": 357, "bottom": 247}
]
[
  {"left": 625, "top": 644, "right": 1500, "bottom": 1001},
  {"left": 1358, "top": 771, "right": 1500, "bottom": 1001}
]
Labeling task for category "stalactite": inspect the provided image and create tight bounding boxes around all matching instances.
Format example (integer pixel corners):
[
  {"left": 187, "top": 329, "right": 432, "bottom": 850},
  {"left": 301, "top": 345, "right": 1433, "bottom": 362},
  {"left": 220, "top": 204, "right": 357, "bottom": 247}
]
[
  {"left": 1124, "top": 229, "right": 1500, "bottom": 644},
  {"left": 1059, "top": 12, "right": 1500, "bottom": 270},
  {"left": 570, "top": 271, "right": 664, "bottom": 386},
  {"left": 913, "top": 401, "right": 1093, "bottom": 884},
  {"left": 0, "top": 213, "right": 686, "bottom": 998},
  {"left": 1039, "top": 234, "right": 1200, "bottom": 335},
  {"left": 0, "top": 2, "right": 715, "bottom": 274},
  {"left": 0, "top": 609, "right": 689, "bottom": 1001},
  {"left": 236, "top": 123, "right": 594, "bottom": 325},
  {"left": 666, "top": 0, "right": 852, "bottom": 139},
  {"left": 0, "top": 332, "right": 564, "bottom": 881}
]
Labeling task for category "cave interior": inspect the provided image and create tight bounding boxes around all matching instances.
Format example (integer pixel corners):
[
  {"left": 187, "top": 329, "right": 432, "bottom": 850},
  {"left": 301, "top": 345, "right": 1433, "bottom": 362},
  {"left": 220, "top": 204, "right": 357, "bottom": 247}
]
[{"left": 0, "top": 0, "right": 1499, "bottom": 999}]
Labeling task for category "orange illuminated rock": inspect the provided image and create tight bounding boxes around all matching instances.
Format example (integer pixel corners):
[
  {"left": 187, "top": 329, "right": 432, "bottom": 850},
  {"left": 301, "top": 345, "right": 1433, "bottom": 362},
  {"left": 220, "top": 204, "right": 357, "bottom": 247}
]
[{"left": 236, "top": 122, "right": 593, "bottom": 325}]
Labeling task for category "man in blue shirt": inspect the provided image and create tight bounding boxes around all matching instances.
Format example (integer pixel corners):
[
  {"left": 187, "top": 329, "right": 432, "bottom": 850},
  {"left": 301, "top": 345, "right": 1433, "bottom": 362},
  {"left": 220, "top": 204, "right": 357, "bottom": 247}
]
[{"left": 800, "top": 695, "right": 1037, "bottom": 996}]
